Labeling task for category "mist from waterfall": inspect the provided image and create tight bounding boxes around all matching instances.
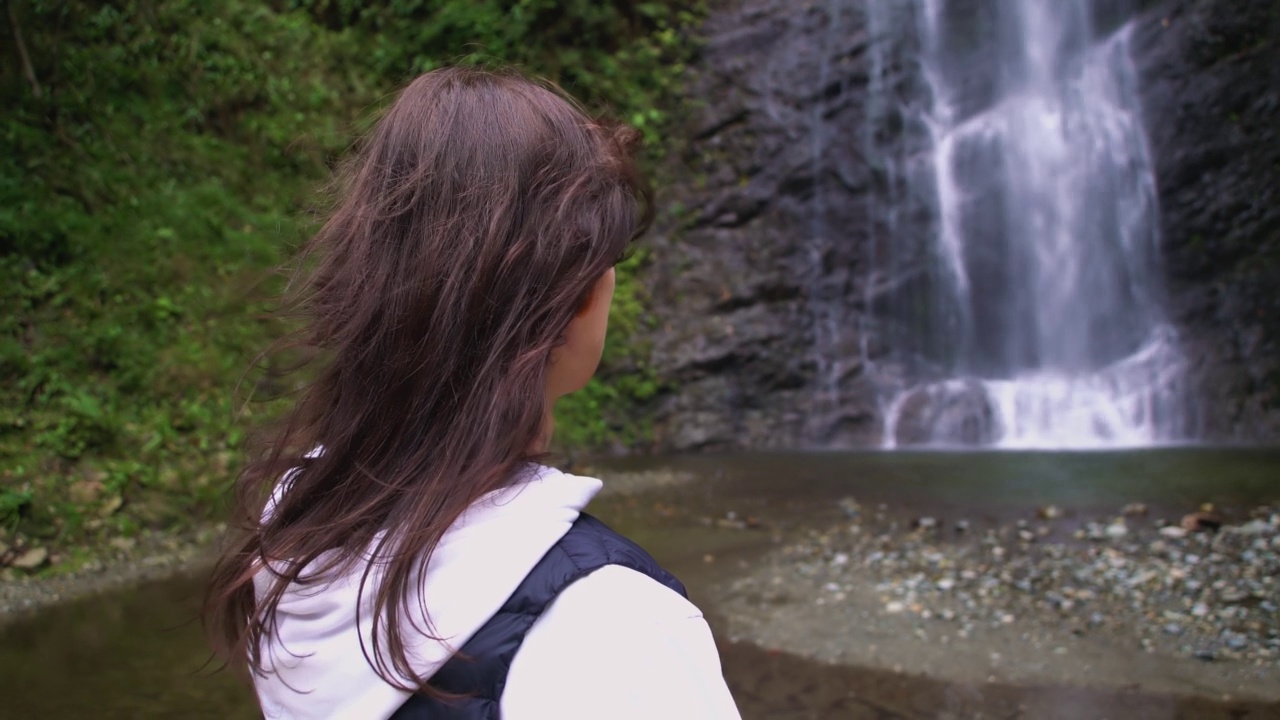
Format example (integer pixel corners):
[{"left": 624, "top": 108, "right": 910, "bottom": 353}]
[{"left": 867, "top": 0, "right": 1186, "bottom": 448}]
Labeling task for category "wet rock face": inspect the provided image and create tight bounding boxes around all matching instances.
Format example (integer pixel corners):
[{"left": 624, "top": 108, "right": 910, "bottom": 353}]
[
  {"left": 893, "top": 381, "right": 998, "bottom": 447},
  {"left": 1134, "top": 0, "right": 1280, "bottom": 440},
  {"left": 644, "top": 0, "right": 929, "bottom": 451}
]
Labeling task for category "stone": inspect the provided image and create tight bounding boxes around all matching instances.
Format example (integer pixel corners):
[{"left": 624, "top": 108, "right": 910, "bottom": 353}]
[
  {"left": 68, "top": 479, "right": 105, "bottom": 505},
  {"left": 892, "top": 381, "right": 998, "bottom": 446},
  {"left": 836, "top": 497, "right": 861, "bottom": 518},
  {"left": 1220, "top": 587, "right": 1249, "bottom": 603},
  {"left": 11, "top": 547, "right": 48, "bottom": 570},
  {"left": 99, "top": 495, "right": 125, "bottom": 518},
  {"left": 1182, "top": 512, "right": 1223, "bottom": 533},
  {"left": 1236, "top": 519, "right": 1269, "bottom": 536},
  {"left": 1105, "top": 519, "right": 1129, "bottom": 539}
]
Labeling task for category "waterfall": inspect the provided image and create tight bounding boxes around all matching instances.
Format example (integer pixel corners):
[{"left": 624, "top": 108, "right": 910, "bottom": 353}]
[{"left": 871, "top": 0, "right": 1185, "bottom": 448}]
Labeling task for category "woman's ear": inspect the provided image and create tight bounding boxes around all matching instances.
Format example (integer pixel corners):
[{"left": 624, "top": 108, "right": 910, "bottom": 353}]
[
  {"left": 546, "top": 268, "right": 616, "bottom": 401},
  {"left": 575, "top": 268, "right": 616, "bottom": 318}
]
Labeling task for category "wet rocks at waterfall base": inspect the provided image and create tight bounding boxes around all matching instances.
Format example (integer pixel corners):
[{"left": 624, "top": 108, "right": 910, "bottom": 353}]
[
  {"left": 717, "top": 498, "right": 1280, "bottom": 696},
  {"left": 889, "top": 380, "right": 999, "bottom": 447}
]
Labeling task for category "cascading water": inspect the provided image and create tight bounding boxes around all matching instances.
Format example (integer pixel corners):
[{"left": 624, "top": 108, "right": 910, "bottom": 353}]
[{"left": 872, "top": 0, "right": 1185, "bottom": 448}]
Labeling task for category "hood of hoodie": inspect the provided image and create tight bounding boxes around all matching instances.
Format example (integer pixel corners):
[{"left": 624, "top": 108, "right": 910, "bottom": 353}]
[{"left": 252, "top": 465, "right": 602, "bottom": 720}]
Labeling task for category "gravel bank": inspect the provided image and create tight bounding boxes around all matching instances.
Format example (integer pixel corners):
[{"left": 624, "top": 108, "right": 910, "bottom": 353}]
[
  {"left": 0, "top": 525, "right": 221, "bottom": 626},
  {"left": 716, "top": 498, "right": 1280, "bottom": 702}
]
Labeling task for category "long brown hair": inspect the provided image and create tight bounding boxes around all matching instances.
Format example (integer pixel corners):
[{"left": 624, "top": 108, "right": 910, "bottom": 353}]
[{"left": 204, "top": 66, "right": 652, "bottom": 690}]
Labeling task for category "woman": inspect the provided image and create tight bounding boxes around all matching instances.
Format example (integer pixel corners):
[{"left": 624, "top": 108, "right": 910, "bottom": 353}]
[{"left": 205, "top": 67, "right": 742, "bottom": 719}]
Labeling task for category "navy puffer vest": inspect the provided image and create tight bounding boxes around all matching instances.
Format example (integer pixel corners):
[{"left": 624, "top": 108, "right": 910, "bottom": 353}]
[{"left": 391, "top": 513, "right": 686, "bottom": 719}]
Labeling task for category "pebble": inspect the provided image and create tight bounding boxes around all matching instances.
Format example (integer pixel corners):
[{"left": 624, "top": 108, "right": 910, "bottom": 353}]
[
  {"left": 1225, "top": 633, "right": 1249, "bottom": 651},
  {"left": 724, "top": 498, "right": 1280, "bottom": 667},
  {"left": 1220, "top": 587, "right": 1249, "bottom": 603},
  {"left": 11, "top": 548, "right": 48, "bottom": 570},
  {"left": 1105, "top": 519, "right": 1129, "bottom": 539},
  {"left": 1182, "top": 511, "right": 1223, "bottom": 532},
  {"left": 1237, "top": 520, "right": 1269, "bottom": 536}
]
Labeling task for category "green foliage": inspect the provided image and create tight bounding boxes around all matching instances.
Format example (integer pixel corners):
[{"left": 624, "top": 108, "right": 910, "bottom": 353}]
[
  {"left": 294, "top": 0, "right": 700, "bottom": 148},
  {"left": 1, "top": 0, "right": 702, "bottom": 562},
  {"left": 0, "top": 488, "right": 32, "bottom": 532}
]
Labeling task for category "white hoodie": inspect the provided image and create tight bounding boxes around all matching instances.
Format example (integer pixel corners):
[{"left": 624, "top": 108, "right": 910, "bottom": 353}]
[{"left": 253, "top": 465, "right": 742, "bottom": 719}]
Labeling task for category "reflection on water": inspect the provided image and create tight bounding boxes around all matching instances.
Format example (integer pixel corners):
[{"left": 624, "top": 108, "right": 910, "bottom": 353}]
[
  {"left": 1, "top": 450, "right": 1278, "bottom": 718},
  {"left": 604, "top": 447, "right": 1280, "bottom": 518},
  {"left": 0, "top": 569, "right": 253, "bottom": 719}
]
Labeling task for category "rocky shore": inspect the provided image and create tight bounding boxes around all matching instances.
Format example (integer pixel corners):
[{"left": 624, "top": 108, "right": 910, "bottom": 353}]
[
  {"left": 716, "top": 498, "right": 1280, "bottom": 701},
  {"left": 0, "top": 525, "right": 221, "bottom": 625}
]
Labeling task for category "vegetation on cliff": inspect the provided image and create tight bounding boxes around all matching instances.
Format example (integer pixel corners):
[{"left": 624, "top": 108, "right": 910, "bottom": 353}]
[{"left": 0, "top": 0, "right": 701, "bottom": 572}]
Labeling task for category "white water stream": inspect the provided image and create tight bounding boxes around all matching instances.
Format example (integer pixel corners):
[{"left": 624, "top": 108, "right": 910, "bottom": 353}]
[{"left": 876, "top": 0, "right": 1184, "bottom": 448}]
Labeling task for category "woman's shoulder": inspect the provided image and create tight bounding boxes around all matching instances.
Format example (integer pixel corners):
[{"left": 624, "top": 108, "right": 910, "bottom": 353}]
[
  {"left": 553, "top": 564, "right": 704, "bottom": 624},
  {"left": 505, "top": 565, "right": 740, "bottom": 719}
]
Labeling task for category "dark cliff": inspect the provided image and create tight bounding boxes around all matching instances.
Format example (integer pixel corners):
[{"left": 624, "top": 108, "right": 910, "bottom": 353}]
[
  {"left": 644, "top": 0, "right": 918, "bottom": 451},
  {"left": 1135, "top": 0, "right": 1280, "bottom": 440}
]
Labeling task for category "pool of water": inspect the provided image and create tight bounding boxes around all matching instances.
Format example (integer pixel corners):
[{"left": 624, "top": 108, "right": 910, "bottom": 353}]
[
  {"left": 1, "top": 449, "right": 1277, "bottom": 718},
  {"left": 603, "top": 447, "right": 1280, "bottom": 515}
]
